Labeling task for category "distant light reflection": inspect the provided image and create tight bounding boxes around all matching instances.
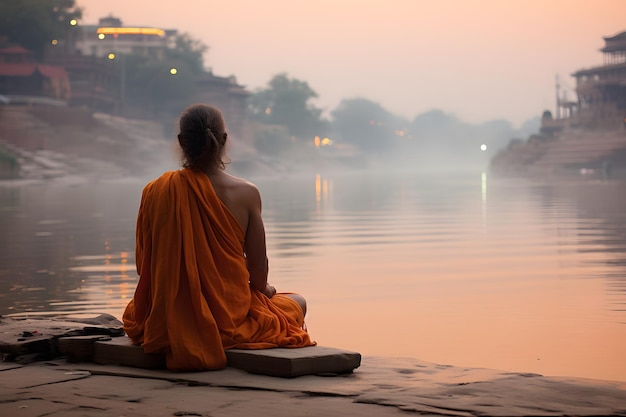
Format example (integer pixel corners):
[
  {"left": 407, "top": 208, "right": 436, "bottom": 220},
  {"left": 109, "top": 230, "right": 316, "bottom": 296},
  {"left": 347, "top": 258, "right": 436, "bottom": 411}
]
[
  {"left": 314, "top": 174, "right": 332, "bottom": 213},
  {"left": 481, "top": 171, "right": 487, "bottom": 231},
  {"left": 119, "top": 282, "right": 131, "bottom": 300},
  {"left": 315, "top": 174, "right": 321, "bottom": 205}
]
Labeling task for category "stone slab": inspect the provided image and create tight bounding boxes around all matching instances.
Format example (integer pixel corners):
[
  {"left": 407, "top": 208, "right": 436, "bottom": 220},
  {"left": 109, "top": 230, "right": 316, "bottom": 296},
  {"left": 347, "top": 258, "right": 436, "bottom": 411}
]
[
  {"left": 0, "top": 362, "right": 91, "bottom": 390},
  {"left": 0, "top": 362, "right": 22, "bottom": 371},
  {"left": 9, "top": 357, "right": 626, "bottom": 416},
  {"left": 90, "top": 336, "right": 360, "bottom": 377},
  {"left": 93, "top": 336, "right": 166, "bottom": 370},
  {"left": 0, "top": 314, "right": 123, "bottom": 362},
  {"left": 58, "top": 335, "right": 112, "bottom": 362},
  {"left": 0, "top": 363, "right": 405, "bottom": 417},
  {"left": 62, "top": 361, "right": 364, "bottom": 397},
  {"left": 225, "top": 346, "right": 361, "bottom": 378}
]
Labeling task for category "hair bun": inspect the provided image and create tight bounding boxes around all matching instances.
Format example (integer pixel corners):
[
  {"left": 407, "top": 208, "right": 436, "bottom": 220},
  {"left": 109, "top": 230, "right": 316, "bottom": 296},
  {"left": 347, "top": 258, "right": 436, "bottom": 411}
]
[{"left": 178, "top": 103, "right": 228, "bottom": 171}]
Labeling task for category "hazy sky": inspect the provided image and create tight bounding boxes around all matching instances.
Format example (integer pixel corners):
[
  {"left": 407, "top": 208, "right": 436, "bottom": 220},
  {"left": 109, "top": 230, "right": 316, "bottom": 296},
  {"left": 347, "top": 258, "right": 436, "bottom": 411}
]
[{"left": 77, "top": 0, "right": 624, "bottom": 126}]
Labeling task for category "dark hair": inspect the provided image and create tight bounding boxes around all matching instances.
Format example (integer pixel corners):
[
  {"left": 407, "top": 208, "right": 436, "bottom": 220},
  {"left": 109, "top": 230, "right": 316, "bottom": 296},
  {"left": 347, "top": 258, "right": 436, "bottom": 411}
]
[{"left": 177, "top": 104, "right": 228, "bottom": 171}]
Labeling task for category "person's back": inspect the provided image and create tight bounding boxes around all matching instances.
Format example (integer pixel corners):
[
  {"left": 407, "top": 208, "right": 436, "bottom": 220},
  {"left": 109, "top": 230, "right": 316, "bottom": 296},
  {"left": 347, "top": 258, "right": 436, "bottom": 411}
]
[
  {"left": 207, "top": 172, "right": 254, "bottom": 233},
  {"left": 122, "top": 104, "right": 314, "bottom": 371}
]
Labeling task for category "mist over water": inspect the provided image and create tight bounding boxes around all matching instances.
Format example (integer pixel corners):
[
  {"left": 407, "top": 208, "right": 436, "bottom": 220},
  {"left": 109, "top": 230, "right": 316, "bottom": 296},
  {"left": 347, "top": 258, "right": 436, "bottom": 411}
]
[{"left": 1, "top": 165, "right": 625, "bottom": 382}]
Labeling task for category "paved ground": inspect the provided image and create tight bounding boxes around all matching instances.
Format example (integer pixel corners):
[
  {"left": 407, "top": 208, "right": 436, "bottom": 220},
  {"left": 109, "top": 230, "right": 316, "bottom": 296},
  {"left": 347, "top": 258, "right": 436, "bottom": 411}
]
[{"left": 2, "top": 356, "right": 626, "bottom": 416}]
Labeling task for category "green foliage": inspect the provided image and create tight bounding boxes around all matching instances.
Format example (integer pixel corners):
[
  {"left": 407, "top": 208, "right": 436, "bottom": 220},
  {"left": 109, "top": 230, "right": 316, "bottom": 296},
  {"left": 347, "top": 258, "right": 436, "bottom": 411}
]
[
  {"left": 124, "top": 55, "right": 195, "bottom": 113},
  {"left": 248, "top": 73, "right": 328, "bottom": 140},
  {"left": 402, "top": 110, "right": 519, "bottom": 168},
  {"left": 167, "top": 33, "right": 207, "bottom": 74},
  {"left": 331, "top": 98, "right": 404, "bottom": 152},
  {"left": 253, "top": 125, "right": 293, "bottom": 156},
  {"left": 410, "top": 109, "right": 462, "bottom": 143},
  {"left": 119, "top": 32, "right": 208, "bottom": 118},
  {"left": 0, "top": 0, "right": 82, "bottom": 57}
]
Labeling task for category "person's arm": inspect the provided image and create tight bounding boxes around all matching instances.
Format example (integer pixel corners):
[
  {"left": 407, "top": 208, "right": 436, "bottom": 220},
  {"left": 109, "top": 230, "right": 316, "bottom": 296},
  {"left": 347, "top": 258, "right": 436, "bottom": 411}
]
[{"left": 244, "top": 185, "right": 271, "bottom": 296}]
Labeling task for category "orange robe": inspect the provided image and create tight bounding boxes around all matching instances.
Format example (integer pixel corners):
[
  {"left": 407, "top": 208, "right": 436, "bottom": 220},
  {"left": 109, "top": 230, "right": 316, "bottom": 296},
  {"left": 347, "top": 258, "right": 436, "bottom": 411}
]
[{"left": 123, "top": 169, "right": 314, "bottom": 371}]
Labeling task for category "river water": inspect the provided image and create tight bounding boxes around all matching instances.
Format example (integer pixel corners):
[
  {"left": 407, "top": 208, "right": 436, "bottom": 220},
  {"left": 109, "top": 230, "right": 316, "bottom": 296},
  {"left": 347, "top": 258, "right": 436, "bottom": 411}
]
[{"left": 1, "top": 169, "right": 625, "bottom": 382}]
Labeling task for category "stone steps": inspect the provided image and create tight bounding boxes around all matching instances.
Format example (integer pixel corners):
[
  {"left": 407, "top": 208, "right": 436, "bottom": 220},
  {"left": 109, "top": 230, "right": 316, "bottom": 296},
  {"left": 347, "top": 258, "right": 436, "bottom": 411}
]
[{"left": 528, "top": 132, "right": 626, "bottom": 174}]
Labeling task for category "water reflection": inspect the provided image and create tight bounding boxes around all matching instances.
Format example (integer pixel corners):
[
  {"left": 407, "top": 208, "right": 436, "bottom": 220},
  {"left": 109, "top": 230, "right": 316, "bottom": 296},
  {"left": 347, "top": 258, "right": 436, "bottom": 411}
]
[
  {"left": 529, "top": 180, "right": 626, "bottom": 322},
  {"left": 0, "top": 181, "right": 141, "bottom": 315},
  {"left": 0, "top": 173, "right": 625, "bottom": 382}
]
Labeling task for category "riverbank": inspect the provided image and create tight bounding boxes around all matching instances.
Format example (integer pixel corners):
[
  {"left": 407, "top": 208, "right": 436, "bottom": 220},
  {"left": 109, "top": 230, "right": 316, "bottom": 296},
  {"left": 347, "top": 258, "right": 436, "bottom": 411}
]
[
  {"left": 2, "top": 314, "right": 626, "bottom": 416},
  {"left": 3, "top": 355, "right": 626, "bottom": 416},
  {"left": 490, "top": 128, "right": 626, "bottom": 178},
  {"left": 0, "top": 106, "right": 332, "bottom": 182},
  {"left": 0, "top": 106, "right": 177, "bottom": 181}
]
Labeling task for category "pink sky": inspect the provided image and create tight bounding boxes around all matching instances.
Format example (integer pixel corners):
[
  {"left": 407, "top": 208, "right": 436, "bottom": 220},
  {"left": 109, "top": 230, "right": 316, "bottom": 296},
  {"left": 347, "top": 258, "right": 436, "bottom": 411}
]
[{"left": 77, "top": 0, "right": 624, "bottom": 126}]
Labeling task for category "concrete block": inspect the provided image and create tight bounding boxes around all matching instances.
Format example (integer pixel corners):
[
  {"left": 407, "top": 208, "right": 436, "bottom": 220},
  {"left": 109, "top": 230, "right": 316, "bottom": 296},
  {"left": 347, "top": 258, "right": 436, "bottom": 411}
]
[
  {"left": 90, "top": 337, "right": 361, "bottom": 377},
  {"left": 93, "top": 337, "right": 166, "bottom": 369},
  {"left": 58, "top": 335, "right": 111, "bottom": 362},
  {"left": 226, "top": 346, "right": 361, "bottom": 378}
]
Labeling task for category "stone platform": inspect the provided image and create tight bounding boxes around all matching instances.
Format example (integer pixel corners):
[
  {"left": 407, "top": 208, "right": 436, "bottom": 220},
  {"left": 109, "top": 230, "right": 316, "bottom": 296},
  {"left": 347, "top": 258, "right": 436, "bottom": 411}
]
[
  {"left": 3, "top": 314, "right": 626, "bottom": 416},
  {"left": 1, "top": 314, "right": 361, "bottom": 377},
  {"left": 2, "top": 356, "right": 626, "bottom": 416}
]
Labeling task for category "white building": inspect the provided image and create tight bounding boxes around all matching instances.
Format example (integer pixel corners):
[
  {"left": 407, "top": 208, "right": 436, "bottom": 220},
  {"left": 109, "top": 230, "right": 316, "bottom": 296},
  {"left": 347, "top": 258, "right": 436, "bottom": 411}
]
[{"left": 73, "top": 16, "right": 178, "bottom": 59}]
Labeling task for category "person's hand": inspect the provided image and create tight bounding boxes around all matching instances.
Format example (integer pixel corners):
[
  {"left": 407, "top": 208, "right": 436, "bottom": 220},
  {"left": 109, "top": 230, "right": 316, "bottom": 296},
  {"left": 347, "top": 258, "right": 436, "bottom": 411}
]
[{"left": 263, "top": 283, "right": 277, "bottom": 298}]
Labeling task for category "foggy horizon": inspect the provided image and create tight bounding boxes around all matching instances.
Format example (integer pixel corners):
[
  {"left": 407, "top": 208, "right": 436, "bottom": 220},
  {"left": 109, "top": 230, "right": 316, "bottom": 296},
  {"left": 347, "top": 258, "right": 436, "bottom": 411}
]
[{"left": 77, "top": 0, "right": 624, "bottom": 127}]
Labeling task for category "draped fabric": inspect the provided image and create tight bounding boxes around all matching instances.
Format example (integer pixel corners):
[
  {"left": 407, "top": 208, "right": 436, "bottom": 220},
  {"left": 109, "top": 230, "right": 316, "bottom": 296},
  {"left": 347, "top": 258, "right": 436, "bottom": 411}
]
[{"left": 123, "top": 169, "right": 314, "bottom": 371}]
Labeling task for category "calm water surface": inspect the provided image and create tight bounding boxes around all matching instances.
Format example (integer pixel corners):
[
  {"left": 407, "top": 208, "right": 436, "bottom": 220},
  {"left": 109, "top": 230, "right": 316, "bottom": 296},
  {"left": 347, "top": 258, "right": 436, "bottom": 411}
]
[{"left": 1, "top": 171, "right": 625, "bottom": 382}]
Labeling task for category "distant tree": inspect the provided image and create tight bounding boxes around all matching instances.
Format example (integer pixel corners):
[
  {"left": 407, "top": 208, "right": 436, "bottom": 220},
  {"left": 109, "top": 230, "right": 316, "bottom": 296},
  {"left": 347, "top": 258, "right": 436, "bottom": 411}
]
[
  {"left": 331, "top": 98, "right": 405, "bottom": 152},
  {"left": 254, "top": 124, "right": 293, "bottom": 157},
  {"left": 409, "top": 109, "right": 462, "bottom": 139},
  {"left": 124, "top": 58, "right": 192, "bottom": 113},
  {"left": 407, "top": 110, "right": 522, "bottom": 168},
  {"left": 0, "top": 0, "right": 82, "bottom": 57},
  {"left": 165, "top": 33, "right": 207, "bottom": 74},
  {"left": 411, "top": 109, "right": 454, "bottom": 127},
  {"left": 519, "top": 116, "right": 541, "bottom": 137},
  {"left": 248, "top": 73, "right": 328, "bottom": 140},
  {"left": 122, "top": 33, "right": 208, "bottom": 116}
]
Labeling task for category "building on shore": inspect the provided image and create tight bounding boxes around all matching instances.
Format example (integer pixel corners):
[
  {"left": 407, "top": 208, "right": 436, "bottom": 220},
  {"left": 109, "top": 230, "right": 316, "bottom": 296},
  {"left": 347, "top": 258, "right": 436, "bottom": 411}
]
[
  {"left": 0, "top": 16, "right": 262, "bottom": 179},
  {"left": 72, "top": 16, "right": 178, "bottom": 60},
  {"left": 543, "top": 31, "right": 626, "bottom": 134},
  {"left": 0, "top": 46, "right": 70, "bottom": 104},
  {"left": 571, "top": 31, "right": 626, "bottom": 130},
  {"left": 41, "top": 16, "right": 251, "bottom": 140},
  {"left": 491, "top": 31, "right": 626, "bottom": 177}
]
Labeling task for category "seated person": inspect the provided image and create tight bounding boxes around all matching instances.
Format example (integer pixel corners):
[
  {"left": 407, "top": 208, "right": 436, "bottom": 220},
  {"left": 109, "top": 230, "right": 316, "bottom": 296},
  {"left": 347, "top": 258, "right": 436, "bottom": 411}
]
[{"left": 123, "top": 103, "right": 315, "bottom": 371}]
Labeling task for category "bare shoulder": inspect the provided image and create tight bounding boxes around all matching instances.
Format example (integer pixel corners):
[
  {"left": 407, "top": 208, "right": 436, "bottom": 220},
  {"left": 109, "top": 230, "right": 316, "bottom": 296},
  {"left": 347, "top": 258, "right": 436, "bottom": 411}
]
[
  {"left": 224, "top": 172, "right": 260, "bottom": 196},
  {"left": 210, "top": 171, "right": 261, "bottom": 208}
]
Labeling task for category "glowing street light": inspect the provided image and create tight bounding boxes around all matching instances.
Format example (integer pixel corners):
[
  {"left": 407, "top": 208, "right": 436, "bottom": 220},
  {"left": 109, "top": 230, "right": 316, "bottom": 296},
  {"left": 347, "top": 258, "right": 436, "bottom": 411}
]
[
  {"left": 107, "top": 52, "right": 125, "bottom": 114},
  {"left": 170, "top": 68, "right": 178, "bottom": 75},
  {"left": 480, "top": 144, "right": 487, "bottom": 151},
  {"left": 314, "top": 136, "right": 333, "bottom": 148},
  {"left": 69, "top": 19, "right": 78, "bottom": 26}
]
